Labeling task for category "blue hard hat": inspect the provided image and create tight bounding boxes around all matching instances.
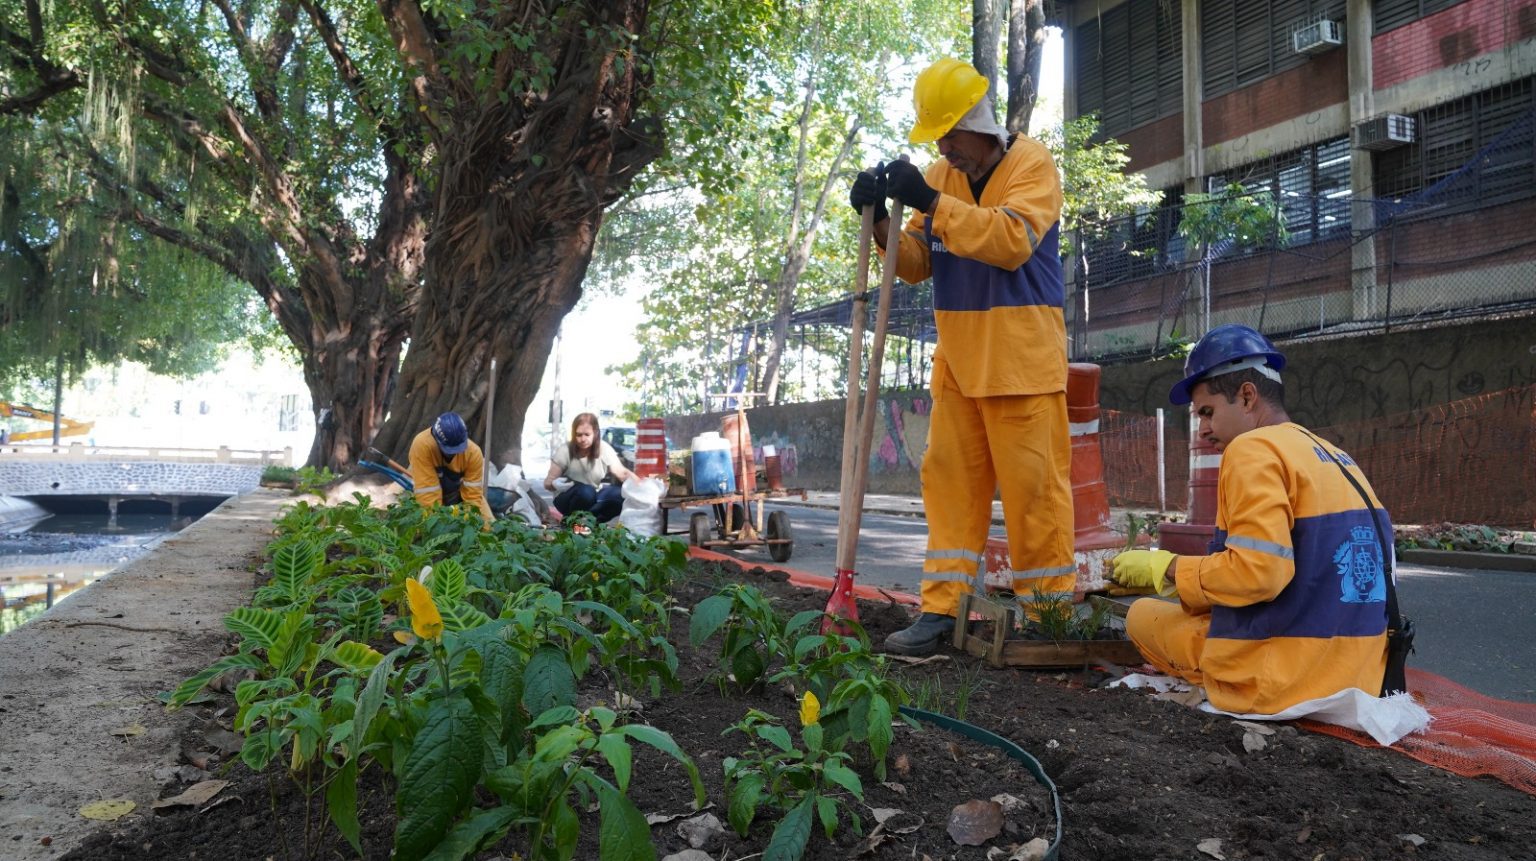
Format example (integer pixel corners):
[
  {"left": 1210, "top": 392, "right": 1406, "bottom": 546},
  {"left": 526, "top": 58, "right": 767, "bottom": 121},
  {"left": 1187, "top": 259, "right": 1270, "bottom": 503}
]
[
  {"left": 1168, "top": 324, "right": 1286, "bottom": 406},
  {"left": 431, "top": 412, "right": 469, "bottom": 455}
]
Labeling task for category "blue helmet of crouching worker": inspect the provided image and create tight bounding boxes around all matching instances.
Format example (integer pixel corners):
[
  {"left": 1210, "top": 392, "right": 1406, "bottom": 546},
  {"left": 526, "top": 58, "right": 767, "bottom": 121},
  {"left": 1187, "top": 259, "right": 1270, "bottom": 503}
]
[
  {"left": 1168, "top": 324, "right": 1286, "bottom": 406},
  {"left": 431, "top": 411, "right": 469, "bottom": 455}
]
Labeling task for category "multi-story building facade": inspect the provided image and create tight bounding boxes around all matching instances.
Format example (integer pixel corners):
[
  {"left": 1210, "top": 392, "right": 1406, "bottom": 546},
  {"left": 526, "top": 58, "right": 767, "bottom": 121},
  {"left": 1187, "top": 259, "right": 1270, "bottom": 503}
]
[{"left": 1063, "top": 0, "right": 1536, "bottom": 359}]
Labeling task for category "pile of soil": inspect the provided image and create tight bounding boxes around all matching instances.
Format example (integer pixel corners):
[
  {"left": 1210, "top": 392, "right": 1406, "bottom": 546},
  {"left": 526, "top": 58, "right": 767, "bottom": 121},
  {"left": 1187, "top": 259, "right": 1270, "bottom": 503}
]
[{"left": 65, "top": 559, "right": 1535, "bottom": 861}]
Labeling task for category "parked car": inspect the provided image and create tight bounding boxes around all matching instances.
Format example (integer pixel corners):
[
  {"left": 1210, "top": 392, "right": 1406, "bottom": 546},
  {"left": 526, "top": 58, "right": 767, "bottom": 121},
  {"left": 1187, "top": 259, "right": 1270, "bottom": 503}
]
[{"left": 602, "top": 425, "right": 638, "bottom": 469}]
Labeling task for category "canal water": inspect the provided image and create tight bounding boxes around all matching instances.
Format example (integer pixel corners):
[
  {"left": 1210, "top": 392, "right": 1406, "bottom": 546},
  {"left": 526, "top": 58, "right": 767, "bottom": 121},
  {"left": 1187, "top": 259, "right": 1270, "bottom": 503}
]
[{"left": 0, "top": 509, "right": 196, "bottom": 635}]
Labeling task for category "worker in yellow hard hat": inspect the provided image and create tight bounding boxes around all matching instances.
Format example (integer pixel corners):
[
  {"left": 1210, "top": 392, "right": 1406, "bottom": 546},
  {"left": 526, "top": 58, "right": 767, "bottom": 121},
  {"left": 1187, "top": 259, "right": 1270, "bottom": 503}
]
[{"left": 849, "top": 58, "right": 1073, "bottom": 656}]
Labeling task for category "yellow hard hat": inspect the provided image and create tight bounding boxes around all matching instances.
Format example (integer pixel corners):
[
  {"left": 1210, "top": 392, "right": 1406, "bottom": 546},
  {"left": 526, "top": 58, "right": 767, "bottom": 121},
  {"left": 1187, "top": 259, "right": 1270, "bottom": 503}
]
[{"left": 909, "top": 58, "right": 989, "bottom": 144}]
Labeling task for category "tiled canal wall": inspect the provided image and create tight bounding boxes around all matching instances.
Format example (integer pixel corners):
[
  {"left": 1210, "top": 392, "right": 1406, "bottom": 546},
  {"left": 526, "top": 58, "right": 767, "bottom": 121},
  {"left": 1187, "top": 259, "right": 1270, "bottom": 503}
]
[{"left": 0, "top": 461, "right": 263, "bottom": 497}]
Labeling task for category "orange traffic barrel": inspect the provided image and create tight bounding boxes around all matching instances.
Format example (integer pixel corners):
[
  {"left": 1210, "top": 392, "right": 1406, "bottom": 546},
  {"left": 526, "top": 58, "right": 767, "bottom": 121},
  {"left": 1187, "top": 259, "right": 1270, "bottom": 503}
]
[
  {"left": 1067, "top": 364, "right": 1116, "bottom": 546},
  {"left": 634, "top": 418, "right": 668, "bottom": 479},
  {"left": 1158, "top": 412, "right": 1219, "bottom": 555}
]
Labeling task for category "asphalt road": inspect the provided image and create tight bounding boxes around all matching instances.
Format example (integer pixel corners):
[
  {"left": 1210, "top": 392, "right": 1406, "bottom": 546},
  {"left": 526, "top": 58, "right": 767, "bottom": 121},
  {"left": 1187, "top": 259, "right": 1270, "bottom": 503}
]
[{"left": 711, "top": 500, "right": 1536, "bottom": 704}]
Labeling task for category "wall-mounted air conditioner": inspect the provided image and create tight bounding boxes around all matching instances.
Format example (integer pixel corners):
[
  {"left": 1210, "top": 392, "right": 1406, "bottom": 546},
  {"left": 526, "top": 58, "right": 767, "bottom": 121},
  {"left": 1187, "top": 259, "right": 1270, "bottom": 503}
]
[
  {"left": 1292, "top": 19, "right": 1343, "bottom": 55},
  {"left": 1355, "top": 114, "right": 1417, "bottom": 151}
]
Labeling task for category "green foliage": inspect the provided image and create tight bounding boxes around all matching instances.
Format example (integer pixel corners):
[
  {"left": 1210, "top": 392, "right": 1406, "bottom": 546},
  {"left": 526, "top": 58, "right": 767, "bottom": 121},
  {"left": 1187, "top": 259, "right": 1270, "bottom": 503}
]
[
  {"left": 1038, "top": 114, "right": 1163, "bottom": 257},
  {"left": 907, "top": 664, "right": 984, "bottom": 720},
  {"left": 1178, "top": 182, "right": 1288, "bottom": 251},
  {"left": 721, "top": 709, "right": 864, "bottom": 856},
  {"left": 1021, "top": 587, "right": 1116, "bottom": 642},
  {"left": 166, "top": 493, "right": 697, "bottom": 859},
  {"left": 1395, "top": 523, "right": 1515, "bottom": 554}
]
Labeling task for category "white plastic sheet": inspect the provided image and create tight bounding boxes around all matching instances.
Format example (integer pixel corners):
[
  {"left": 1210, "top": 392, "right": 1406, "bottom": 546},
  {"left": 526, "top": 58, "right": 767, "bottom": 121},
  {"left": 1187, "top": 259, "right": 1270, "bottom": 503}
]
[{"left": 1111, "top": 673, "right": 1432, "bottom": 746}]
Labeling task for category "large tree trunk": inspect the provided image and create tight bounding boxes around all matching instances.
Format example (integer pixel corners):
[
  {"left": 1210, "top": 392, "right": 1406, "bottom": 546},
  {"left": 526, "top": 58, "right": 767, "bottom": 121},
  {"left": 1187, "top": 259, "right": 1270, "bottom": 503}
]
[
  {"left": 369, "top": 0, "right": 660, "bottom": 467},
  {"left": 1005, "top": 0, "right": 1047, "bottom": 133}
]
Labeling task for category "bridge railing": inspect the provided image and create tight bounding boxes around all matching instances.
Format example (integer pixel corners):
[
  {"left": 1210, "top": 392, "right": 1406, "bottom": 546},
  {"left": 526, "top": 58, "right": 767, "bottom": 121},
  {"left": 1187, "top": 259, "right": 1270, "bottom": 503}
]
[{"left": 0, "top": 443, "right": 293, "bottom": 466}]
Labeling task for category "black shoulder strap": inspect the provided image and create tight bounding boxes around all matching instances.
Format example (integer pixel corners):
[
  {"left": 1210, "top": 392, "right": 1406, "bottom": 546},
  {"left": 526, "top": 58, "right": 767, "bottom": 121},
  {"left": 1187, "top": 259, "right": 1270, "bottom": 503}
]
[{"left": 1294, "top": 426, "right": 1403, "bottom": 633}]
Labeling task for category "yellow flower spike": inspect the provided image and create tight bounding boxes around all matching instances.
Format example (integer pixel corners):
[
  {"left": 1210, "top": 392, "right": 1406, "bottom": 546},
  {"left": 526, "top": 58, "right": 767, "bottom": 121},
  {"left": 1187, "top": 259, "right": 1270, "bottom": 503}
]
[
  {"left": 405, "top": 578, "right": 444, "bottom": 641},
  {"left": 799, "top": 691, "right": 821, "bottom": 727}
]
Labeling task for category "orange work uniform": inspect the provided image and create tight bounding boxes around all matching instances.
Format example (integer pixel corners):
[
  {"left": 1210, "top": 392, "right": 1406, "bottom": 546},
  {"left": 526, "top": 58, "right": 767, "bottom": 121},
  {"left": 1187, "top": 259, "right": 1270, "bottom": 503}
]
[
  {"left": 407, "top": 428, "right": 496, "bottom": 523},
  {"left": 1128, "top": 424, "right": 1390, "bottom": 714},
  {"left": 885, "top": 133, "right": 1075, "bottom": 616}
]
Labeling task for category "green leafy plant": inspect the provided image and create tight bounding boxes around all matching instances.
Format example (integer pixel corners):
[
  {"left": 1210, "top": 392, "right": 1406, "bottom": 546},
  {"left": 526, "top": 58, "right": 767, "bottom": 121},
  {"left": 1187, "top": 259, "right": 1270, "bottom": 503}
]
[
  {"left": 721, "top": 699, "right": 864, "bottom": 860},
  {"left": 1178, "top": 182, "right": 1288, "bottom": 251},
  {"left": 1021, "top": 587, "right": 1118, "bottom": 642},
  {"left": 690, "top": 584, "right": 788, "bottom": 690}
]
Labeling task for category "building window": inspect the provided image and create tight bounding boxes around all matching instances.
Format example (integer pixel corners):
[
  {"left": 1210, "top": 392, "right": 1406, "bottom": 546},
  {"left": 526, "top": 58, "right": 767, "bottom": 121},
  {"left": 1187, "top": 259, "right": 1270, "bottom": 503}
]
[
  {"left": 1375, "top": 78, "right": 1536, "bottom": 218},
  {"left": 1373, "top": 0, "right": 1470, "bottom": 36},
  {"left": 1209, "top": 135, "right": 1353, "bottom": 245},
  {"left": 1202, "top": 0, "right": 1346, "bottom": 99},
  {"left": 1076, "top": 1, "right": 1182, "bottom": 138}
]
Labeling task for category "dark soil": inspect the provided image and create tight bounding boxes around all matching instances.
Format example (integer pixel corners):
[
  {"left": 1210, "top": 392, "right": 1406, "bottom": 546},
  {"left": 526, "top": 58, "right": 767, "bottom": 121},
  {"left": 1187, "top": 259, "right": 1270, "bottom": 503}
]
[{"left": 65, "top": 559, "right": 1536, "bottom": 861}]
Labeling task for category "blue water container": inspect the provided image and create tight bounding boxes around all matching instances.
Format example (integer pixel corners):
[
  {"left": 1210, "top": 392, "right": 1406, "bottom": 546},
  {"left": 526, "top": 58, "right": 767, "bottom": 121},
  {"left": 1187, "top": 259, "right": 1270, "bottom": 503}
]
[{"left": 690, "top": 431, "right": 736, "bottom": 495}]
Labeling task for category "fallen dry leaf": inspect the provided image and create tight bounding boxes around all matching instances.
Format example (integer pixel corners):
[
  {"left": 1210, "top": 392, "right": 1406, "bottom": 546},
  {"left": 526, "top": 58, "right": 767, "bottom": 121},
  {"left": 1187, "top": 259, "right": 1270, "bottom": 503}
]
[
  {"left": 645, "top": 804, "right": 711, "bottom": 826},
  {"left": 946, "top": 799, "right": 1004, "bottom": 846},
  {"left": 1234, "top": 720, "right": 1276, "bottom": 736},
  {"left": 153, "top": 779, "right": 228, "bottom": 811},
  {"left": 1196, "top": 837, "right": 1226, "bottom": 859},
  {"left": 1398, "top": 833, "right": 1427, "bottom": 847},
  {"left": 868, "top": 807, "right": 903, "bottom": 824},
  {"left": 110, "top": 723, "right": 146, "bottom": 738},
  {"left": 880, "top": 781, "right": 907, "bottom": 794},
  {"left": 1008, "top": 837, "right": 1050, "bottom": 861},
  {"left": 675, "top": 813, "right": 725, "bottom": 849},
  {"left": 991, "top": 792, "right": 1033, "bottom": 817},
  {"left": 202, "top": 727, "right": 244, "bottom": 754},
  {"left": 1241, "top": 730, "right": 1268, "bottom": 753},
  {"left": 1155, "top": 688, "right": 1208, "bottom": 707},
  {"left": 80, "top": 799, "right": 136, "bottom": 821},
  {"left": 893, "top": 753, "right": 911, "bottom": 777},
  {"left": 1295, "top": 826, "right": 1313, "bottom": 843}
]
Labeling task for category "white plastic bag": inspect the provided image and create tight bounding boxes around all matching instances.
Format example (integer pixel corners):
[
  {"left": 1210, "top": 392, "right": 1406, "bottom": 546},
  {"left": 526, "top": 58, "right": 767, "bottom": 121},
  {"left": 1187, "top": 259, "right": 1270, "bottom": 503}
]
[
  {"left": 488, "top": 463, "right": 522, "bottom": 490},
  {"left": 617, "top": 476, "right": 666, "bottom": 537}
]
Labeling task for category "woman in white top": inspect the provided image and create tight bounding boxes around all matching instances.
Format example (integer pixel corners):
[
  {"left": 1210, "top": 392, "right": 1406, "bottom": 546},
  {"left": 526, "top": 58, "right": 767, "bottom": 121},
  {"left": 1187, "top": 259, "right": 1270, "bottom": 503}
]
[{"left": 544, "top": 412, "right": 634, "bottom": 523}]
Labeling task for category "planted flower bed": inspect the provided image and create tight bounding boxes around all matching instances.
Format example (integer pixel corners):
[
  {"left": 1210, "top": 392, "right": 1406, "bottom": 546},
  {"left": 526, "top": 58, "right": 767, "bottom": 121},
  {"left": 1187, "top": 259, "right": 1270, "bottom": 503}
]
[{"left": 63, "top": 498, "right": 1536, "bottom": 861}]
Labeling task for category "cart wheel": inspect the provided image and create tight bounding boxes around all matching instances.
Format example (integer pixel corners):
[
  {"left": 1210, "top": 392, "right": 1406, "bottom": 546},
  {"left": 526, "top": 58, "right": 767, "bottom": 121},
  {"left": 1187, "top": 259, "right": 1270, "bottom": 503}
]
[
  {"left": 689, "top": 512, "right": 711, "bottom": 547},
  {"left": 766, "top": 511, "right": 793, "bottom": 563},
  {"left": 728, "top": 502, "right": 747, "bottom": 532}
]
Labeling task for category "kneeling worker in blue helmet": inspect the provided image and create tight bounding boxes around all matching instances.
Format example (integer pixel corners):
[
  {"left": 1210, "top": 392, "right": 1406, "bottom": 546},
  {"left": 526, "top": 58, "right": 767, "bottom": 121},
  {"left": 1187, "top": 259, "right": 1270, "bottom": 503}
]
[
  {"left": 1109, "top": 325, "right": 1398, "bottom": 714},
  {"left": 409, "top": 411, "right": 496, "bottom": 524},
  {"left": 850, "top": 57, "right": 1075, "bottom": 656}
]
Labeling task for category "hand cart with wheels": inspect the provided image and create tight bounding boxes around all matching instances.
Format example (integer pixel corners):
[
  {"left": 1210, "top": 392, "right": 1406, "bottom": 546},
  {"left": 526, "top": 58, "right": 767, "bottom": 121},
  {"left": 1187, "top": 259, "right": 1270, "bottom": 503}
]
[{"left": 659, "top": 486, "right": 806, "bottom": 562}]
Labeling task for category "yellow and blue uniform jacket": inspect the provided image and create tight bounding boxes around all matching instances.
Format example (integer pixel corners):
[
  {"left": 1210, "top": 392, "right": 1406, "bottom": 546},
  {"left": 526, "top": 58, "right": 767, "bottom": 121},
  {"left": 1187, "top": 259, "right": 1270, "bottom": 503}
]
[
  {"left": 407, "top": 428, "right": 495, "bottom": 524},
  {"left": 887, "top": 133, "right": 1067, "bottom": 398},
  {"left": 1172, "top": 423, "right": 1390, "bottom": 713}
]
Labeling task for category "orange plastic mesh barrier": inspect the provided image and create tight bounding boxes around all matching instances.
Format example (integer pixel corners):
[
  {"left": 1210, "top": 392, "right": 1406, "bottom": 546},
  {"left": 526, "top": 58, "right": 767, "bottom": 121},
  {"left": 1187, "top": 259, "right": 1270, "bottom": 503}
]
[
  {"left": 1313, "top": 383, "right": 1536, "bottom": 528},
  {"left": 1102, "top": 383, "right": 1536, "bottom": 527},
  {"left": 1100, "top": 409, "right": 1186, "bottom": 510},
  {"left": 1301, "top": 669, "right": 1536, "bottom": 797}
]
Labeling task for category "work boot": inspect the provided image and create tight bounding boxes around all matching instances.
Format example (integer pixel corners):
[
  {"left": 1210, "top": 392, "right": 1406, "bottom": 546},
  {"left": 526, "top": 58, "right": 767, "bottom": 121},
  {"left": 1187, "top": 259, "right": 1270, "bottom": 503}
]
[{"left": 883, "top": 613, "right": 957, "bottom": 657}]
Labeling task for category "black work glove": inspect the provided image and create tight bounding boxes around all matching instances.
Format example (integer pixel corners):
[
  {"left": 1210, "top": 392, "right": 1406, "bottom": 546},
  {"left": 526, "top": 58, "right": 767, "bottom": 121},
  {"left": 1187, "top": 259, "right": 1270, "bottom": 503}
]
[
  {"left": 884, "top": 158, "right": 938, "bottom": 214},
  {"left": 849, "top": 162, "right": 889, "bottom": 223}
]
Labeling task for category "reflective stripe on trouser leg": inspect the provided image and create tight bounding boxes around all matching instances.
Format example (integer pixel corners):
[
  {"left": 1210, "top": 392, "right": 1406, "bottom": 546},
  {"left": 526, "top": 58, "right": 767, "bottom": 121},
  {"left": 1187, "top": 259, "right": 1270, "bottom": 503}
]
[
  {"left": 920, "top": 360, "right": 996, "bottom": 618},
  {"left": 984, "top": 390, "right": 1076, "bottom": 600},
  {"left": 1125, "top": 599, "right": 1209, "bottom": 686}
]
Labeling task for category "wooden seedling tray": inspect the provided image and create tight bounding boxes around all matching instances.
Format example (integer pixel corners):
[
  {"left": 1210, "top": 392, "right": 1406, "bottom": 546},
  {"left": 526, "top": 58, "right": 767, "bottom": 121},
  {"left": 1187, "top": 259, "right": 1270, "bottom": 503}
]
[{"left": 952, "top": 593, "right": 1145, "bottom": 669}]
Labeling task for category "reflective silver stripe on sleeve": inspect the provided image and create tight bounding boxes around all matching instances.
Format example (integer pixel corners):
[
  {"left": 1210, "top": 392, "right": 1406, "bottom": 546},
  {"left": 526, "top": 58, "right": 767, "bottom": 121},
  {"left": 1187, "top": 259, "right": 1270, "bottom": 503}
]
[
  {"left": 462, "top": 479, "right": 483, "bottom": 488},
  {"left": 1224, "top": 534, "right": 1295, "bottom": 560},
  {"left": 1010, "top": 564, "right": 1077, "bottom": 580},
  {"left": 415, "top": 484, "right": 440, "bottom": 495},
  {"left": 926, "top": 548, "right": 983, "bottom": 564},
  {"left": 923, "top": 571, "right": 977, "bottom": 584},
  {"left": 1001, "top": 207, "right": 1040, "bottom": 250}
]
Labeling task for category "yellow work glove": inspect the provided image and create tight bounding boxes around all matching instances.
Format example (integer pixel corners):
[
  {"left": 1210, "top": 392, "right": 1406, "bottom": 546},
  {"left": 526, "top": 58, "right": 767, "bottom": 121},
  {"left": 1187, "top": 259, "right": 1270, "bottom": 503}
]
[{"left": 1110, "top": 549, "right": 1178, "bottom": 596}]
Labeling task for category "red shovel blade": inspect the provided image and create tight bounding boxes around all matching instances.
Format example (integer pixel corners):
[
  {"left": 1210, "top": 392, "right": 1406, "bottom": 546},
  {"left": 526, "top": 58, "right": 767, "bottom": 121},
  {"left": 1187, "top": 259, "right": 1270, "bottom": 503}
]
[{"left": 821, "top": 568, "right": 861, "bottom": 634}]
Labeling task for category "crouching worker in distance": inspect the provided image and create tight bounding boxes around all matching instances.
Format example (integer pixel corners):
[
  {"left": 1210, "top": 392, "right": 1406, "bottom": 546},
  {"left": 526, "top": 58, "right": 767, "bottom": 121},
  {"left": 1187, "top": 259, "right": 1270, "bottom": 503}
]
[
  {"left": 1110, "top": 325, "right": 1399, "bottom": 714},
  {"left": 544, "top": 412, "right": 634, "bottom": 524},
  {"left": 409, "top": 411, "right": 496, "bottom": 523}
]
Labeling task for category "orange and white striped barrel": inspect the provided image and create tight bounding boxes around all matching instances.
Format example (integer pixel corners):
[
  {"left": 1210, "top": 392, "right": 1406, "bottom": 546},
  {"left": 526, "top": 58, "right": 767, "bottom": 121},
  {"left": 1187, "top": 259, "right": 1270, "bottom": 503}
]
[
  {"left": 633, "top": 418, "right": 668, "bottom": 479},
  {"left": 982, "top": 363, "right": 1131, "bottom": 596},
  {"left": 1157, "top": 411, "right": 1219, "bottom": 555}
]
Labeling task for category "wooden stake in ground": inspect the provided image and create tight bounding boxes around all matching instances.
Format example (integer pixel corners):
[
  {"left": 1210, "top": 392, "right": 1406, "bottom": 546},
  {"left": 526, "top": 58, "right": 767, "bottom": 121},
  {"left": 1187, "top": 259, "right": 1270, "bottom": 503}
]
[{"left": 826, "top": 189, "right": 905, "bottom": 631}]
